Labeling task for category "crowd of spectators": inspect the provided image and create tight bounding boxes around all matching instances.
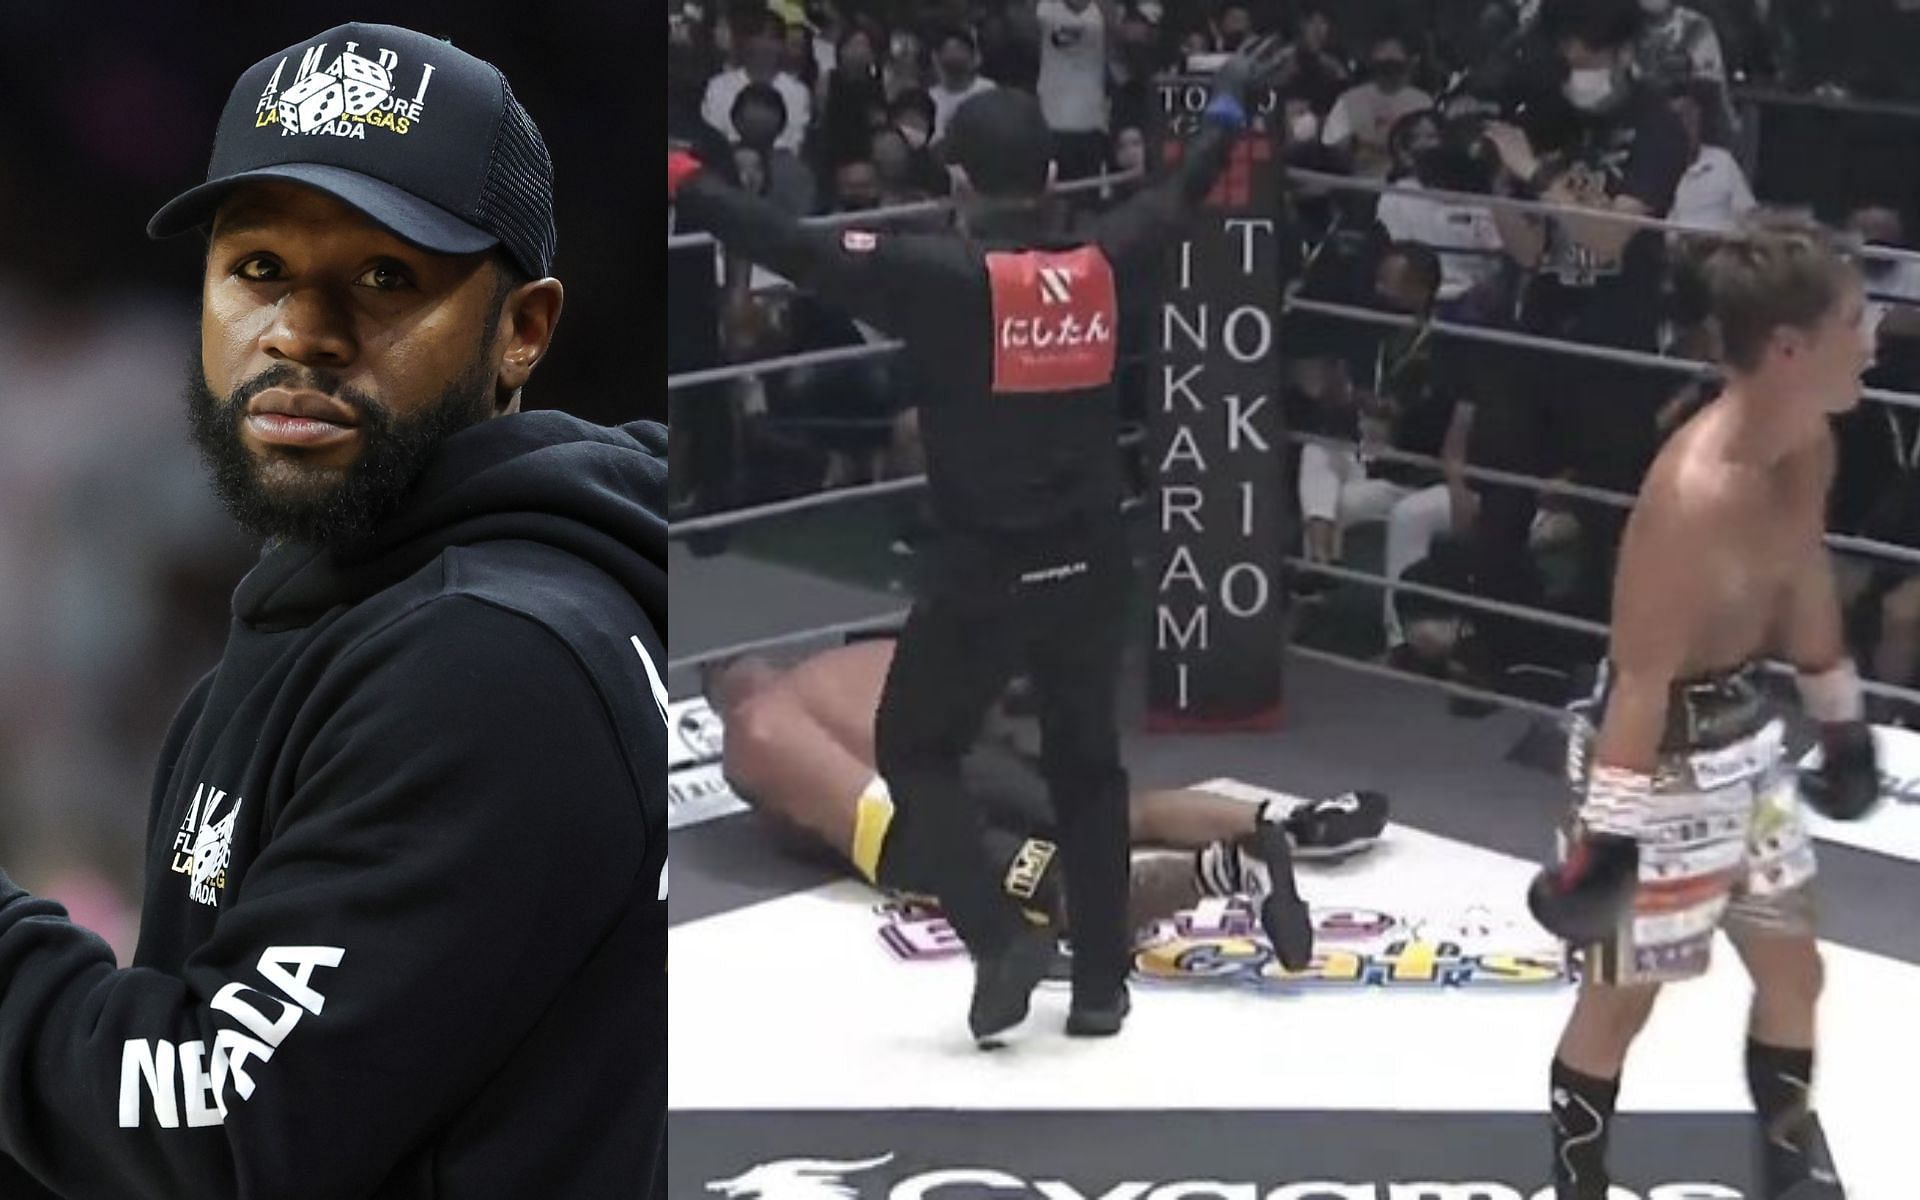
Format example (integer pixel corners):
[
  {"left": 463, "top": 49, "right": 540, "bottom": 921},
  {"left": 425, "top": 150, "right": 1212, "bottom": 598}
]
[{"left": 667, "top": 0, "right": 1920, "bottom": 710}]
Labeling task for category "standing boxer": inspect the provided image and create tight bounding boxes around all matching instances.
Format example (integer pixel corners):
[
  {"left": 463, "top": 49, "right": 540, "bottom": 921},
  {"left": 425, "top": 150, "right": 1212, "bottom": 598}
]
[
  {"left": 1527, "top": 213, "right": 1881, "bottom": 1198},
  {"left": 669, "top": 41, "right": 1296, "bottom": 1044}
]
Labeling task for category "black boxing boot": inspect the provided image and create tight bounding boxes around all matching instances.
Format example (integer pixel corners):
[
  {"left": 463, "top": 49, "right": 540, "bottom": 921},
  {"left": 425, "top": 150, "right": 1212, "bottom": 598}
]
[
  {"left": 1550, "top": 1058, "right": 1620, "bottom": 1200},
  {"left": 969, "top": 924, "right": 1057, "bottom": 1048},
  {"left": 1748, "top": 1039, "right": 1846, "bottom": 1198}
]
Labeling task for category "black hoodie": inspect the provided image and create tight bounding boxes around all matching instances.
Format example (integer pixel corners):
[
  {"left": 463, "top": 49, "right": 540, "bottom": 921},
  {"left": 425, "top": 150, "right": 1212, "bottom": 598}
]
[{"left": 0, "top": 412, "right": 667, "bottom": 1199}]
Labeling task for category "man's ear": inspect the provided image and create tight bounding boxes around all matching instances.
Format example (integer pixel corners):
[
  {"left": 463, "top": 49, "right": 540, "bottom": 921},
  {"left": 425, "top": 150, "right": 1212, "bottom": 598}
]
[{"left": 495, "top": 278, "right": 565, "bottom": 412}]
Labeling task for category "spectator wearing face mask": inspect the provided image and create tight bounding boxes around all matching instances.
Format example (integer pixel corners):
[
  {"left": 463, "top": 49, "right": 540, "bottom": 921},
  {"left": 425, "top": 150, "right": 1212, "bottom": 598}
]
[
  {"left": 929, "top": 29, "right": 998, "bottom": 143},
  {"left": 730, "top": 85, "right": 820, "bottom": 216},
  {"left": 1030, "top": 0, "right": 1116, "bottom": 181},
  {"left": 1468, "top": 0, "right": 1690, "bottom": 686},
  {"left": 1278, "top": 92, "right": 1344, "bottom": 236},
  {"left": 704, "top": 14, "right": 815, "bottom": 153},
  {"left": 1273, "top": 6, "right": 1351, "bottom": 115},
  {"left": 1663, "top": 81, "right": 1755, "bottom": 234},
  {"left": 1373, "top": 109, "right": 1506, "bottom": 314},
  {"left": 1322, "top": 34, "right": 1433, "bottom": 179}
]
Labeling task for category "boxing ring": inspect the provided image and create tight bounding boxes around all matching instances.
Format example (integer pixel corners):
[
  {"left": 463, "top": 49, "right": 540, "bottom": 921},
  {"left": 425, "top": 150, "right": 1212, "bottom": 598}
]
[{"left": 668, "top": 168, "right": 1920, "bottom": 1197}]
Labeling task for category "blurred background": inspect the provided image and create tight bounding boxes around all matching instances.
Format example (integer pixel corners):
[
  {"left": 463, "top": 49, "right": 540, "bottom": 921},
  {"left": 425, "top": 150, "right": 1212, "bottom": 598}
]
[{"left": 0, "top": 0, "right": 644, "bottom": 961}]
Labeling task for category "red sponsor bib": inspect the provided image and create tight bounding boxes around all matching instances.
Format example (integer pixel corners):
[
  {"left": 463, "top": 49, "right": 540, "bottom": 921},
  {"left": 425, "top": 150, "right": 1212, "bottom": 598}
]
[{"left": 985, "top": 246, "right": 1118, "bottom": 394}]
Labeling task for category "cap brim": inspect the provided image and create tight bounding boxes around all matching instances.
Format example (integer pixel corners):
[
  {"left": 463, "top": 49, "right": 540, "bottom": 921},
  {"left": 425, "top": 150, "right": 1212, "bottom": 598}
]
[{"left": 146, "top": 163, "right": 498, "bottom": 257}]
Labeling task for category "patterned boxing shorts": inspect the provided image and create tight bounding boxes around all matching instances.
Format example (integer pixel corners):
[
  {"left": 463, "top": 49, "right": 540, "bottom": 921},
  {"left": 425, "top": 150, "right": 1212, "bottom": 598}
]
[{"left": 1563, "top": 662, "right": 1819, "bottom": 987}]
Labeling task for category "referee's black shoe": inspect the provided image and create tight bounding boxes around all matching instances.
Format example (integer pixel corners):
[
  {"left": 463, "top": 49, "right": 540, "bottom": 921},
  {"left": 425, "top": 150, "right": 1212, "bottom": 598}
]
[
  {"left": 969, "top": 926, "right": 1056, "bottom": 1048},
  {"left": 1246, "top": 823, "right": 1314, "bottom": 971},
  {"left": 1066, "top": 984, "right": 1130, "bottom": 1038}
]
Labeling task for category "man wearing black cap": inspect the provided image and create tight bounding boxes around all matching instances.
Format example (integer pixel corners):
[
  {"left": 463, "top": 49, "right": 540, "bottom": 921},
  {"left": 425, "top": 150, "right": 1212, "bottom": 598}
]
[
  {"left": 0, "top": 24, "right": 665, "bottom": 1200},
  {"left": 669, "top": 39, "right": 1294, "bottom": 1047}
]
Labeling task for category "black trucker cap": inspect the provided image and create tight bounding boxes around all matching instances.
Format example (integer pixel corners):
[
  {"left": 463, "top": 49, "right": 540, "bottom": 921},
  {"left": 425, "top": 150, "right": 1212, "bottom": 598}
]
[{"left": 148, "top": 23, "right": 556, "bottom": 278}]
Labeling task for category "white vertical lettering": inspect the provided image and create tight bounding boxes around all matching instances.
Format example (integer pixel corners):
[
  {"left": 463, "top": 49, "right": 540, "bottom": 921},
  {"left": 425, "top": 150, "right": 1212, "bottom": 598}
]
[
  {"left": 1160, "top": 426, "right": 1207, "bottom": 473},
  {"left": 1222, "top": 307, "right": 1272, "bottom": 363},
  {"left": 119, "top": 1039, "right": 177, "bottom": 1129},
  {"left": 1177, "top": 240, "right": 1195, "bottom": 291},
  {"left": 1224, "top": 393, "right": 1271, "bottom": 452},
  {"left": 414, "top": 62, "right": 437, "bottom": 105},
  {"left": 1158, "top": 546, "right": 1206, "bottom": 594},
  {"left": 1221, "top": 564, "right": 1270, "bottom": 618},
  {"left": 256, "top": 946, "right": 345, "bottom": 1015},
  {"left": 1238, "top": 482, "right": 1256, "bottom": 537},
  {"left": 376, "top": 48, "right": 399, "bottom": 73},
  {"left": 1223, "top": 219, "right": 1273, "bottom": 276},
  {"left": 1163, "top": 304, "right": 1209, "bottom": 353},
  {"left": 1161, "top": 486, "right": 1204, "bottom": 534},
  {"left": 1156, "top": 606, "right": 1209, "bottom": 652},
  {"left": 1162, "top": 364, "right": 1205, "bottom": 413},
  {"left": 1176, "top": 660, "right": 1190, "bottom": 710}
]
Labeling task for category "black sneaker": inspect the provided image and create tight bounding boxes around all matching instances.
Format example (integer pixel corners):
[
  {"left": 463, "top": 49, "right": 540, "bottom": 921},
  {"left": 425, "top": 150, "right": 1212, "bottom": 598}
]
[
  {"left": 1244, "top": 824, "right": 1314, "bottom": 971},
  {"left": 1284, "top": 791, "right": 1389, "bottom": 861},
  {"left": 968, "top": 927, "right": 1056, "bottom": 1048},
  {"left": 1066, "top": 985, "right": 1131, "bottom": 1038}
]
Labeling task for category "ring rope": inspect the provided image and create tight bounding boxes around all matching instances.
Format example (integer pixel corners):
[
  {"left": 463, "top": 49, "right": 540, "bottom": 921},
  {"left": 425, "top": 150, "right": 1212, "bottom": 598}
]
[
  {"left": 1287, "top": 430, "right": 1920, "bottom": 571},
  {"left": 667, "top": 609, "right": 911, "bottom": 675},
  {"left": 666, "top": 168, "right": 1145, "bottom": 252},
  {"left": 1285, "top": 643, "right": 1568, "bottom": 720},
  {"left": 672, "top": 473, "right": 928, "bottom": 537},
  {"left": 1287, "top": 167, "right": 1920, "bottom": 268},
  {"left": 669, "top": 427, "right": 1144, "bottom": 539},
  {"left": 1294, "top": 553, "right": 1920, "bottom": 705},
  {"left": 1286, "top": 296, "right": 1920, "bottom": 413},
  {"left": 668, "top": 340, "right": 905, "bottom": 392}
]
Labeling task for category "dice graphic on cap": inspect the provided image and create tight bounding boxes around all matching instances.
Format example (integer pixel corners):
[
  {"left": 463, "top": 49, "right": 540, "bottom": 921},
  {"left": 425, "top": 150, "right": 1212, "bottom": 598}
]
[
  {"left": 279, "top": 71, "right": 346, "bottom": 134},
  {"left": 334, "top": 50, "right": 393, "bottom": 117}
]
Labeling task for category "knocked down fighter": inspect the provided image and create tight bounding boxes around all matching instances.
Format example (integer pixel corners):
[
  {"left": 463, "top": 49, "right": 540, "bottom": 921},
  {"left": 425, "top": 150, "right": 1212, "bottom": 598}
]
[{"left": 702, "top": 638, "right": 1388, "bottom": 962}]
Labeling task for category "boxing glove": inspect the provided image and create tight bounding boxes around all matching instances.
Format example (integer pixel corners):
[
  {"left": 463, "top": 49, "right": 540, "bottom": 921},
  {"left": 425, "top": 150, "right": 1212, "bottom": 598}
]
[
  {"left": 668, "top": 148, "right": 703, "bottom": 199},
  {"left": 1801, "top": 721, "right": 1879, "bottom": 822},
  {"left": 1528, "top": 831, "right": 1640, "bottom": 944}
]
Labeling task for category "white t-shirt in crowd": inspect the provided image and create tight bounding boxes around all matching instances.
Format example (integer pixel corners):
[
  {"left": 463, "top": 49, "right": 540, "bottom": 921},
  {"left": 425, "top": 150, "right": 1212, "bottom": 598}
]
[
  {"left": 701, "top": 68, "right": 813, "bottom": 153},
  {"left": 1374, "top": 181, "right": 1505, "bottom": 300},
  {"left": 1036, "top": 0, "right": 1108, "bottom": 133},
  {"left": 1322, "top": 82, "right": 1433, "bottom": 178},
  {"left": 1667, "top": 145, "right": 1756, "bottom": 233},
  {"left": 930, "top": 76, "right": 997, "bottom": 141}
]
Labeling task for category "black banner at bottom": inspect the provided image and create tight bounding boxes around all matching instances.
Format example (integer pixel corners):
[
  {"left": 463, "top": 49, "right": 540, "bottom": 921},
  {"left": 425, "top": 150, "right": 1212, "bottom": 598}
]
[{"left": 676, "top": 1109, "right": 1757, "bottom": 1197}]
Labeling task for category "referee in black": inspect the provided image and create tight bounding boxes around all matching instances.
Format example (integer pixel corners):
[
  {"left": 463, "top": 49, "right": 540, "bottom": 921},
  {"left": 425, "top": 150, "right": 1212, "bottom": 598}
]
[{"left": 669, "top": 40, "right": 1286, "bottom": 1044}]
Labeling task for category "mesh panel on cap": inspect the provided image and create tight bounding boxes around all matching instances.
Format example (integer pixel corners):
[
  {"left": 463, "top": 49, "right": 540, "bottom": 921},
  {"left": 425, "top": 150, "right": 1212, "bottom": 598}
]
[{"left": 476, "top": 72, "right": 558, "bottom": 277}]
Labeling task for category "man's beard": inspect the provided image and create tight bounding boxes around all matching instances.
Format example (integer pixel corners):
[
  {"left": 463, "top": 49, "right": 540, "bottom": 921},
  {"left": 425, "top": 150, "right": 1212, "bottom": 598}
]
[{"left": 185, "top": 347, "right": 498, "bottom": 550}]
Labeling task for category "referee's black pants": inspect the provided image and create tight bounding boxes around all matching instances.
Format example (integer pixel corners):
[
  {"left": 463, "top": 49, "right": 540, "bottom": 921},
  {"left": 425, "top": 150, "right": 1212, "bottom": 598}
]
[{"left": 874, "top": 515, "right": 1133, "bottom": 1000}]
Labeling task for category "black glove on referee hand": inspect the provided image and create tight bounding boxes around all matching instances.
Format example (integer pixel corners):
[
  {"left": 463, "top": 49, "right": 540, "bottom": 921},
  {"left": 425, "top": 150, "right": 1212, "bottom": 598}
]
[
  {"left": 1211, "top": 35, "right": 1287, "bottom": 109},
  {"left": 1801, "top": 721, "right": 1880, "bottom": 821}
]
